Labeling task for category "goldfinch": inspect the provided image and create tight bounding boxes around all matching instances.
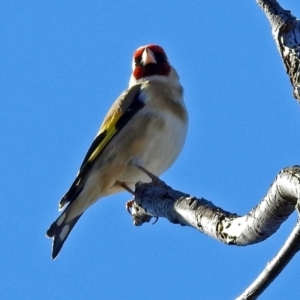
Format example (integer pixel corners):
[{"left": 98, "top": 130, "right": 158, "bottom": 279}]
[{"left": 46, "top": 44, "right": 188, "bottom": 259}]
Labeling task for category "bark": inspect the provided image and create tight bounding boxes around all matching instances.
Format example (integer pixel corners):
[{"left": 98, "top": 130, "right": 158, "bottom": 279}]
[
  {"left": 257, "top": 0, "right": 300, "bottom": 102},
  {"left": 129, "top": 166, "right": 300, "bottom": 299},
  {"left": 236, "top": 220, "right": 300, "bottom": 299},
  {"left": 131, "top": 166, "right": 299, "bottom": 245}
]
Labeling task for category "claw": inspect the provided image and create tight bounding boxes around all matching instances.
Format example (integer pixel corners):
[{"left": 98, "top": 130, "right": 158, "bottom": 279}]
[
  {"left": 152, "top": 217, "right": 159, "bottom": 225},
  {"left": 126, "top": 199, "right": 134, "bottom": 215}
]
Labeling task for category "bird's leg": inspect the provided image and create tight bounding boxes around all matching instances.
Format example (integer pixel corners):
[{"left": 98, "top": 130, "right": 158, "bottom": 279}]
[
  {"left": 116, "top": 180, "right": 135, "bottom": 195},
  {"left": 130, "top": 163, "right": 160, "bottom": 224},
  {"left": 130, "top": 160, "right": 160, "bottom": 184},
  {"left": 134, "top": 164, "right": 166, "bottom": 191},
  {"left": 136, "top": 165, "right": 159, "bottom": 182},
  {"left": 116, "top": 181, "right": 136, "bottom": 215}
]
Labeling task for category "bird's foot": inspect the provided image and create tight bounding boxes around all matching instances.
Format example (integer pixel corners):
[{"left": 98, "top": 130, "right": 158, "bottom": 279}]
[
  {"left": 116, "top": 181, "right": 136, "bottom": 215},
  {"left": 125, "top": 199, "right": 135, "bottom": 215}
]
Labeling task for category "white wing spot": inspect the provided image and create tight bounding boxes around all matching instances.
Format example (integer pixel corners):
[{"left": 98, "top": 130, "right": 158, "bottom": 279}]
[
  {"left": 59, "top": 225, "right": 70, "bottom": 241},
  {"left": 56, "top": 213, "right": 66, "bottom": 226}
]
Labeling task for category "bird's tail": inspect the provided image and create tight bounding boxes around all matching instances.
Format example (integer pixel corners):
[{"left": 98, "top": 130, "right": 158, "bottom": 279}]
[{"left": 46, "top": 211, "right": 83, "bottom": 259}]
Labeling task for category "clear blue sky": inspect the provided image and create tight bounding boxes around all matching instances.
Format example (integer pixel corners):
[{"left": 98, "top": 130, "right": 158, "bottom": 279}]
[{"left": 1, "top": 1, "right": 300, "bottom": 299}]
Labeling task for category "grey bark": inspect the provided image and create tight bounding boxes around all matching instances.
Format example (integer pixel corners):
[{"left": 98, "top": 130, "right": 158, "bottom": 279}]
[
  {"left": 131, "top": 166, "right": 300, "bottom": 246},
  {"left": 257, "top": 0, "right": 300, "bottom": 102},
  {"left": 236, "top": 219, "right": 300, "bottom": 299},
  {"left": 129, "top": 166, "right": 300, "bottom": 299}
]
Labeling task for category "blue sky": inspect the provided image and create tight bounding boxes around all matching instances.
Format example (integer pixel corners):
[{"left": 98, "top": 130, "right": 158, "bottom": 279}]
[{"left": 1, "top": 1, "right": 300, "bottom": 299}]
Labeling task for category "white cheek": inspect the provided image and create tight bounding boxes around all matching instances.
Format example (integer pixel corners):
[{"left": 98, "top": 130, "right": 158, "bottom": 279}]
[{"left": 129, "top": 74, "right": 137, "bottom": 87}]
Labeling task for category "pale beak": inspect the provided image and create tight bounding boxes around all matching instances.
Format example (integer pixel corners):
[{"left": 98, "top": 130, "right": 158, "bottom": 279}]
[{"left": 141, "top": 48, "right": 157, "bottom": 65}]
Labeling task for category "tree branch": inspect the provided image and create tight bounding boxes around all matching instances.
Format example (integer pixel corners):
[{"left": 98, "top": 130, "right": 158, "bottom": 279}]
[
  {"left": 236, "top": 219, "right": 300, "bottom": 299},
  {"left": 257, "top": 0, "right": 300, "bottom": 102},
  {"left": 129, "top": 166, "right": 300, "bottom": 298},
  {"left": 131, "top": 166, "right": 299, "bottom": 246}
]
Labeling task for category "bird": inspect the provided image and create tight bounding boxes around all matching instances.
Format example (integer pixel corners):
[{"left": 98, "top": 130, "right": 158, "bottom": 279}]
[{"left": 46, "top": 44, "right": 188, "bottom": 259}]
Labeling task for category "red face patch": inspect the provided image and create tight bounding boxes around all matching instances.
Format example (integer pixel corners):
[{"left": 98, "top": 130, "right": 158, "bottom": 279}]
[{"left": 132, "top": 45, "right": 171, "bottom": 80}]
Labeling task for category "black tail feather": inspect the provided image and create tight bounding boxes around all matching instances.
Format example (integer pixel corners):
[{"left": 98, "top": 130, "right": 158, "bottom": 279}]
[{"left": 46, "top": 213, "right": 83, "bottom": 259}]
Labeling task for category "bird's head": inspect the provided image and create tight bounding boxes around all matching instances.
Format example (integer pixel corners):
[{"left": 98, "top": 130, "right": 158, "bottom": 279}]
[{"left": 129, "top": 44, "right": 173, "bottom": 86}]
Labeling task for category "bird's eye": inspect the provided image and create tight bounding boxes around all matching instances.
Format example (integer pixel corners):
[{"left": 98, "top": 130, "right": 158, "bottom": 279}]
[
  {"left": 134, "top": 56, "right": 142, "bottom": 66},
  {"left": 154, "top": 52, "right": 167, "bottom": 63}
]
